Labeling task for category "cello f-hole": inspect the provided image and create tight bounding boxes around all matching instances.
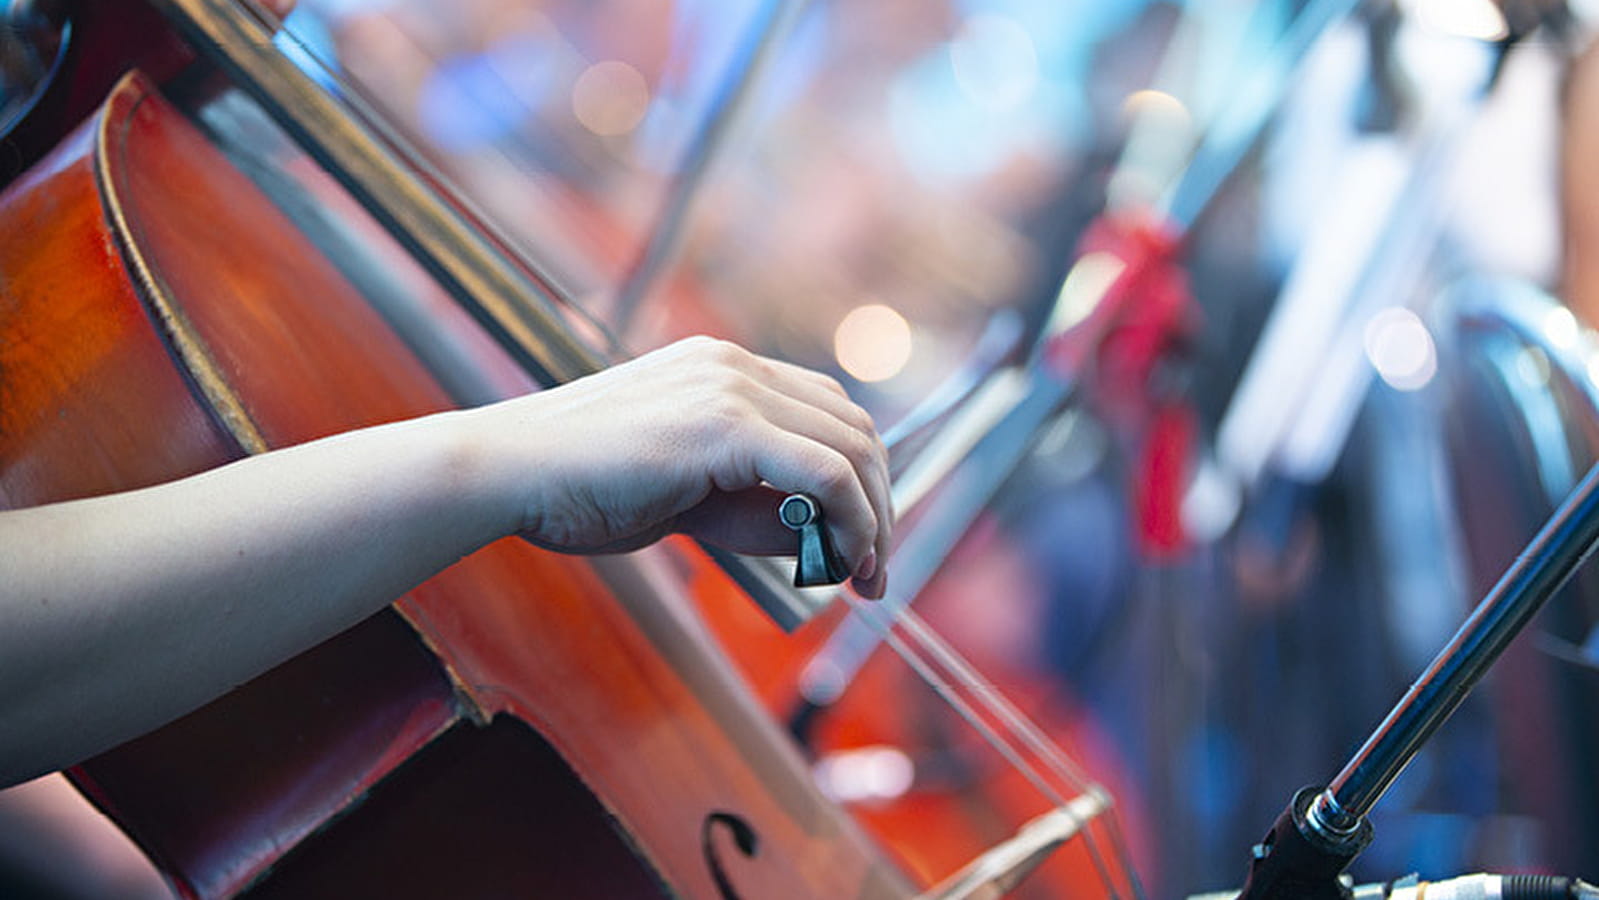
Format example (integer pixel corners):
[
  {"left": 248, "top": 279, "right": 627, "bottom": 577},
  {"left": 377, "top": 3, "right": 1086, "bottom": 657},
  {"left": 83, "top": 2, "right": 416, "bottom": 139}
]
[{"left": 701, "top": 811, "right": 759, "bottom": 900}]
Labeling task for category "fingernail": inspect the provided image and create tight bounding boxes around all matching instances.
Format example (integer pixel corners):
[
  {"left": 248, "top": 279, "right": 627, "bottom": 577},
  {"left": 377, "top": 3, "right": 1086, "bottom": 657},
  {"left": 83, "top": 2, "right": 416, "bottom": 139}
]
[
  {"left": 855, "top": 548, "right": 877, "bottom": 582},
  {"left": 854, "top": 569, "right": 885, "bottom": 601}
]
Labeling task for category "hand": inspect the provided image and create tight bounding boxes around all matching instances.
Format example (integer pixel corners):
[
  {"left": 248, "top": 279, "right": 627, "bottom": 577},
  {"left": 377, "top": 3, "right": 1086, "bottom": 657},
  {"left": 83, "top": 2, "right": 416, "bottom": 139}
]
[
  {"left": 470, "top": 337, "right": 892, "bottom": 598},
  {"left": 0, "top": 335, "right": 888, "bottom": 784}
]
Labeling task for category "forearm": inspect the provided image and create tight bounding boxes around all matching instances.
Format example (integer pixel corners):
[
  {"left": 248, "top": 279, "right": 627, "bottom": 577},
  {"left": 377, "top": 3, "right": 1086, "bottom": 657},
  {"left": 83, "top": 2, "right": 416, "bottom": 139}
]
[
  {"left": 0, "top": 336, "right": 893, "bottom": 786},
  {"left": 0, "top": 408, "right": 512, "bottom": 785}
]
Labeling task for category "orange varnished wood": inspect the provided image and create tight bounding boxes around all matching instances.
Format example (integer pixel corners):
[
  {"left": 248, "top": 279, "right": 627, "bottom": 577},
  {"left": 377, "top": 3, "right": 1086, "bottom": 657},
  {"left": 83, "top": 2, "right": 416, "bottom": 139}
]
[
  {"left": 1, "top": 71, "right": 913, "bottom": 899},
  {"left": 0, "top": 124, "right": 237, "bottom": 508},
  {"left": 2, "top": 81, "right": 477, "bottom": 900}
]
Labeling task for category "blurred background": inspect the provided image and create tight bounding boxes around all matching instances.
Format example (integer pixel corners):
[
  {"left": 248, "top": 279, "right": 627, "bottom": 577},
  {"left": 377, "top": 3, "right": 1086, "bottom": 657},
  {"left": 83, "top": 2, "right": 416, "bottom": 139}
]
[{"left": 8, "top": 0, "right": 1599, "bottom": 895}]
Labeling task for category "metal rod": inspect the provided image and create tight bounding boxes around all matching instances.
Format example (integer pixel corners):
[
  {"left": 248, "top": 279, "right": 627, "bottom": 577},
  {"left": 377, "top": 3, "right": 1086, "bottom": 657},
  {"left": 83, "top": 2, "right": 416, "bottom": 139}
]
[
  {"left": 611, "top": 0, "right": 810, "bottom": 335},
  {"left": 1161, "top": 0, "right": 1362, "bottom": 231},
  {"left": 1310, "top": 459, "right": 1599, "bottom": 834}
]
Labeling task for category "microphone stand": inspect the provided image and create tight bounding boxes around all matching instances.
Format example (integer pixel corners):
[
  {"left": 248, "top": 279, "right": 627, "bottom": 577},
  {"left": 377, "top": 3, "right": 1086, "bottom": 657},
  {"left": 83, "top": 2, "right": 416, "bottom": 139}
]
[{"left": 1235, "top": 459, "right": 1599, "bottom": 899}]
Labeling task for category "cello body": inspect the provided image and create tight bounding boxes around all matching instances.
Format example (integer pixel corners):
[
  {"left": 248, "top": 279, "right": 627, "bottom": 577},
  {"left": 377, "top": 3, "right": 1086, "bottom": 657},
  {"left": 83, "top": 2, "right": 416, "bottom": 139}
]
[{"left": 0, "top": 70, "right": 913, "bottom": 899}]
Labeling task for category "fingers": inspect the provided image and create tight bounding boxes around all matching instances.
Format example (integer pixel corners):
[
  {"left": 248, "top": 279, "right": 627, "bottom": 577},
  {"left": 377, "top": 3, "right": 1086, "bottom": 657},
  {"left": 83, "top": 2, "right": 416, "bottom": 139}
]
[
  {"left": 577, "top": 336, "right": 890, "bottom": 596},
  {"left": 759, "top": 357, "right": 893, "bottom": 596},
  {"left": 665, "top": 337, "right": 861, "bottom": 432},
  {"left": 685, "top": 339, "right": 893, "bottom": 535},
  {"left": 739, "top": 379, "right": 892, "bottom": 597},
  {"left": 664, "top": 338, "right": 891, "bottom": 598},
  {"left": 717, "top": 427, "right": 882, "bottom": 596}
]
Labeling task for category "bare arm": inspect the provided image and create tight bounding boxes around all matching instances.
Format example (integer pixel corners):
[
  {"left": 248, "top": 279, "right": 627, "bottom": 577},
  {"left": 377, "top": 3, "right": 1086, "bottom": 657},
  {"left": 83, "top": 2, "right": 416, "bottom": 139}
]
[{"left": 0, "top": 337, "right": 890, "bottom": 786}]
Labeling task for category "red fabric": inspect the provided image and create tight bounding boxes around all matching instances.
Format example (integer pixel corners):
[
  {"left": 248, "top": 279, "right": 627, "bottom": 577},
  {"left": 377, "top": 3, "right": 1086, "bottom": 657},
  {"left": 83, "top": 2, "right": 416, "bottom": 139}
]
[
  {"left": 1134, "top": 401, "right": 1197, "bottom": 559},
  {"left": 1045, "top": 210, "right": 1199, "bottom": 558}
]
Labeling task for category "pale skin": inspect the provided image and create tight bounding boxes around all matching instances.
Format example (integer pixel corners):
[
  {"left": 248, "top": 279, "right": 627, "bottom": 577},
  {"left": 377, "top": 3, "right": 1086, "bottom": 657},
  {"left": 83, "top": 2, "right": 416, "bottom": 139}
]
[
  {"left": 0, "top": 336, "right": 893, "bottom": 788},
  {"left": 1564, "top": 36, "right": 1599, "bottom": 327}
]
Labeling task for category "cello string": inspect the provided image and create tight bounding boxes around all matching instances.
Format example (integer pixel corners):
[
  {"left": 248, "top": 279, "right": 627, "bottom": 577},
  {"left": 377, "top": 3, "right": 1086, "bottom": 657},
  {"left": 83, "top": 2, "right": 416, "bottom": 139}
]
[
  {"left": 863, "top": 615, "right": 1122, "bottom": 900},
  {"left": 857, "top": 603, "right": 1125, "bottom": 900},
  {"left": 843, "top": 595, "right": 1127, "bottom": 899},
  {"left": 846, "top": 603, "right": 1066, "bottom": 804},
  {"left": 1101, "top": 814, "right": 1144, "bottom": 900},
  {"left": 893, "top": 608, "right": 1097, "bottom": 790},
  {"left": 893, "top": 601, "right": 1148, "bottom": 900},
  {"left": 888, "top": 604, "right": 1146, "bottom": 900},
  {"left": 853, "top": 592, "right": 1148, "bottom": 899},
  {"left": 889, "top": 607, "right": 1143, "bottom": 900}
]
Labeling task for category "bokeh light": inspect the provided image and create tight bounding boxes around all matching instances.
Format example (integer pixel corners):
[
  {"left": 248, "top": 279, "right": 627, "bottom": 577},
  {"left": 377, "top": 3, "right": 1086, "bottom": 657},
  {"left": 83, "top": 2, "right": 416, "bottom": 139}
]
[
  {"left": 1122, "top": 88, "right": 1190, "bottom": 131},
  {"left": 571, "top": 60, "right": 650, "bottom": 136},
  {"left": 834, "top": 304, "right": 914, "bottom": 383},
  {"left": 1363, "top": 307, "right": 1437, "bottom": 391},
  {"left": 1543, "top": 306, "right": 1580, "bottom": 351},
  {"left": 813, "top": 746, "right": 916, "bottom": 803},
  {"left": 1400, "top": 0, "right": 1510, "bottom": 41}
]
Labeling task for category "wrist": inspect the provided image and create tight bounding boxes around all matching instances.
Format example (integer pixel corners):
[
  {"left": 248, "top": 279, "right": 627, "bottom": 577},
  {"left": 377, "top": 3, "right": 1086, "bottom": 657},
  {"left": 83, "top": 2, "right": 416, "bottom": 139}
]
[
  {"left": 444, "top": 401, "right": 551, "bottom": 542},
  {"left": 404, "top": 406, "right": 529, "bottom": 547}
]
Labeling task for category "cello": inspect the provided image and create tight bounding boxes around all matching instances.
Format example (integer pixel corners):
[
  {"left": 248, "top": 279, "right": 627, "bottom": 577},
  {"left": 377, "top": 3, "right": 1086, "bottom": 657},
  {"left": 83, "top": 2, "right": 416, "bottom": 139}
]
[{"left": 0, "top": 0, "right": 1140, "bottom": 896}]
